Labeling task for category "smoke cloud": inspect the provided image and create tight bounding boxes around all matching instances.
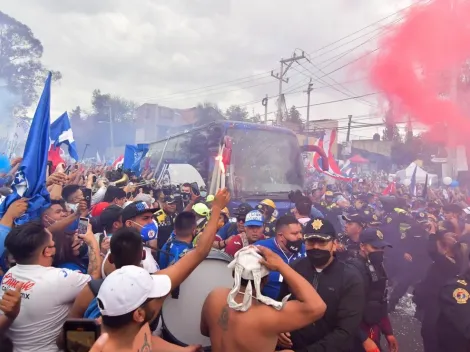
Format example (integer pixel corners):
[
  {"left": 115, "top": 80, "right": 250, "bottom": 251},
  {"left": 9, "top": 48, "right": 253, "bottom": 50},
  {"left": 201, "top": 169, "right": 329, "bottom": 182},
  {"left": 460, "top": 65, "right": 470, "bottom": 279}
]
[{"left": 369, "top": 0, "right": 470, "bottom": 145}]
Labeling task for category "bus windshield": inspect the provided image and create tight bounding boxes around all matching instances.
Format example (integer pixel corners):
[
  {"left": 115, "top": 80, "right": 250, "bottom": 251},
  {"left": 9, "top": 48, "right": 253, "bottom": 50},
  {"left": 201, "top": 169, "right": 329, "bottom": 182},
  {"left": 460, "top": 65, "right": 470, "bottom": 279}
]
[{"left": 227, "top": 127, "right": 304, "bottom": 196}]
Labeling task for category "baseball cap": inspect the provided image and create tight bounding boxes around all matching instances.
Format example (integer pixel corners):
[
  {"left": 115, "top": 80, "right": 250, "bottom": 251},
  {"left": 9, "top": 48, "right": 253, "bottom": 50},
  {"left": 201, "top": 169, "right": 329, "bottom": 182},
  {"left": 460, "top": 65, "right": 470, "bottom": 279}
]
[
  {"left": 360, "top": 228, "right": 392, "bottom": 248},
  {"left": 244, "top": 210, "right": 264, "bottom": 227},
  {"left": 364, "top": 212, "right": 381, "bottom": 226},
  {"left": 121, "top": 201, "right": 159, "bottom": 223},
  {"left": 234, "top": 203, "right": 254, "bottom": 217},
  {"left": 413, "top": 211, "right": 428, "bottom": 224},
  {"left": 164, "top": 195, "right": 176, "bottom": 204},
  {"left": 303, "top": 218, "right": 336, "bottom": 241},
  {"left": 325, "top": 191, "right": 334, "bottom": 197},
  {"left": 97, "top": 266, "right": 171, "bottom": 317},
  {"left": 100, "top": 205, "right": 123, "bottom": 229},
  {"left": 342, "top": 213, "right": 366, "bottom": 227},
  {"left": 91, "top": 202, "right": 110, "bottom": 218}
]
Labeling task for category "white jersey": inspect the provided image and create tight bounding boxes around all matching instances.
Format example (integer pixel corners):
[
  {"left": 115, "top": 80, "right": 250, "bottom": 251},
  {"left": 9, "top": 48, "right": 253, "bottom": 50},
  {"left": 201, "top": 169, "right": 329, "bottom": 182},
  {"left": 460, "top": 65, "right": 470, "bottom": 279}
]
[{"left": 0, "top": 264, "right": 91, "bottom": 352}]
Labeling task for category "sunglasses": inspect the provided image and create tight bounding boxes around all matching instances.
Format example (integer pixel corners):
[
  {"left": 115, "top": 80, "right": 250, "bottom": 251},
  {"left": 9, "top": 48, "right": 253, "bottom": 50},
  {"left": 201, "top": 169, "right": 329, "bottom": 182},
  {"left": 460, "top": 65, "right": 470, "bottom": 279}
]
[{"left": 237, "top": 217, "right": 246, "bottom": 223}]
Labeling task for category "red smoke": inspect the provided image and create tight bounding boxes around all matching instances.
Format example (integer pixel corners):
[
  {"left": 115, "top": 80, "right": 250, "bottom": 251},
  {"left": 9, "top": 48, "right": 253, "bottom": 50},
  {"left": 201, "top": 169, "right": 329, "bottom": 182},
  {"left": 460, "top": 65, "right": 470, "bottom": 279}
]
[{"left": 370, "top": 0, "right": 470, "bottom": 145}]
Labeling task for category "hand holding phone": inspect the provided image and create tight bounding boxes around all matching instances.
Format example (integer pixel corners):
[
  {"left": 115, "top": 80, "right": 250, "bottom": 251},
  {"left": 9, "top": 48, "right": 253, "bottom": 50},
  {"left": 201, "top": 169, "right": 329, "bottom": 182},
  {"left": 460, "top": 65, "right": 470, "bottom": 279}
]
[
  {"left": 78, "top": 217, "right": 89, "bottom": 235},
  {"left": 63, "top": 319, "right": 100, "bottom": 352}
]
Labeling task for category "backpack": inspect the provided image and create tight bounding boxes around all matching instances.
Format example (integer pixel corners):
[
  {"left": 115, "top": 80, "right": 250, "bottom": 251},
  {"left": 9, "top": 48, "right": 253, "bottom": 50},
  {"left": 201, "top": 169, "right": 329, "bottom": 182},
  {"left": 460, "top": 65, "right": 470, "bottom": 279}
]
[{"left": 83, "top": 279, "right": 104, "bottom": 319}]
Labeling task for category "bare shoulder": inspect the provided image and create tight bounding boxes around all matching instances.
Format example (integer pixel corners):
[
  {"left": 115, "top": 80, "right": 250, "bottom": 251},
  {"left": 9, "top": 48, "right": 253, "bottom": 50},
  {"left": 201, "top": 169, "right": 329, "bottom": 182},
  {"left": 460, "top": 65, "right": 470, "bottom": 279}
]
[{"left": 205, "top": 287, "right": 231, "bottom": 303}]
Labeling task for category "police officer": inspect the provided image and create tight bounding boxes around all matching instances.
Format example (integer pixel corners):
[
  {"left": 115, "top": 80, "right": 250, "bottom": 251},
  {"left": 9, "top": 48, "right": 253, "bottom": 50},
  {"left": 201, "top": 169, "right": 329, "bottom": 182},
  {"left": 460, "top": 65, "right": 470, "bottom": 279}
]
[
  {"left": 257, "top": 199, "right": 277, "bottom": 238},
  {"left": 437, "top": 264, "right": 470, "bottom": 351},
  {"left": 389, "top": 211, "right": 432, "bottom": 311},
  {"left": 277, "top": 218, "right": 364, "bottom": 351},
  {"left": 337, "top": 213, "right": 366, "bottom": 261},
  {"left": 379, "top": 196, "right": 413, "bottom": 281},
  {"left": 348, "top": 228, "right": 398, "bottom": 352},
  {"left": 154, "top": 194, "right": 178, "bottom": 249},
  {"left": 323, "top": 191, "right": 343, "bottom": 233}
]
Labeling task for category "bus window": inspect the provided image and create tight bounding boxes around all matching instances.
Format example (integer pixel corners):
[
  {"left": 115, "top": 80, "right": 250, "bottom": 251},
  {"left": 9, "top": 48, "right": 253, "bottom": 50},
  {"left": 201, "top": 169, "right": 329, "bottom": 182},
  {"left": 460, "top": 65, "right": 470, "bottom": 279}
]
[{"left": 227, "top": 128, "right": 303, "bottom": 196}]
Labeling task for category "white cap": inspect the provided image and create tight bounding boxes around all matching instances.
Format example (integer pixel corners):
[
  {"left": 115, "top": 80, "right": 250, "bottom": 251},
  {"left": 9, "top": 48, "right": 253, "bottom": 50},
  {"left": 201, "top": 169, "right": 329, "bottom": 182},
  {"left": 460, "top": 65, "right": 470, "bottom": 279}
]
[{"left": 97, "top": 266, "right": 171, "bottom": 317}]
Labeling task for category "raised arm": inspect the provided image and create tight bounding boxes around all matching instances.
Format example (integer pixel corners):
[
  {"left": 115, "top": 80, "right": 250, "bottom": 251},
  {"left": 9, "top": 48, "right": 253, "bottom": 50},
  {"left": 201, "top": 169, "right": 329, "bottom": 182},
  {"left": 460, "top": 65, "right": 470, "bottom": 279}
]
[
  {"left": 157, "top": 188, "right": 230, "bottom": 290},
  {"left": 257, "top": 246, "right": 326, "bottom": 334}
]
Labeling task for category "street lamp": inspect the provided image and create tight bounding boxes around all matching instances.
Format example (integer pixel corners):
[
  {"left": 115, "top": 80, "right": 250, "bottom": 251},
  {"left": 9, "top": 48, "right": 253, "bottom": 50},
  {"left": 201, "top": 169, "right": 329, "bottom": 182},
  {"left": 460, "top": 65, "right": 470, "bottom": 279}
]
[{"left": 98, "top": 105, "right": 115, "bottom": 160}]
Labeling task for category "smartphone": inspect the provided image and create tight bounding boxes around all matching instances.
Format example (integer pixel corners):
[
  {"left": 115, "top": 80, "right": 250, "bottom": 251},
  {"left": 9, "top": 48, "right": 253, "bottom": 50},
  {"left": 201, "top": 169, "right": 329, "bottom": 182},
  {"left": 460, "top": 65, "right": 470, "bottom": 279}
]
[
  {"left": 190, "top": 182, "right": 200, "bottom": 196},
  {"left": 63, "top": 319, "right": 100, "bottom": 352},
  {"left": 81, "top": 188, "right": 92, "bottom": 210},
  {"left": 78, "top": 217, "right": 89, "bottom": 235}
]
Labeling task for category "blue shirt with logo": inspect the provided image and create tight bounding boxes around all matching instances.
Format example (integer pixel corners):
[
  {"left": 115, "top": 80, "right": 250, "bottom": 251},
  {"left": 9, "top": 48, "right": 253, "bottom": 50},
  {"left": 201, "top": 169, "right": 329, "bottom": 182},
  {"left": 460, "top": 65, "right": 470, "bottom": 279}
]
[
  {"left": 159, "top": 239, "right": 193, "bottom": 270},
  {"left": 254, "top": 237, "right": 306, "bottom": 300}
]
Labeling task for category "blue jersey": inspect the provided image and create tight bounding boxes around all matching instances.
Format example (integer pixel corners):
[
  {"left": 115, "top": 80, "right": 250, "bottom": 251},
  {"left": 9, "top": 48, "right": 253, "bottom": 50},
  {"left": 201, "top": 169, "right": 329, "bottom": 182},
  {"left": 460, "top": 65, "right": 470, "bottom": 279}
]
[
  {"left": 217, "top": 222, "right": 239, "bottom": 241},
  {"left": 254, "top": 237, "right": 306, "bottom": 300},
  {"left": 159, "top": 239, "right": 193, "bottom": 270}
]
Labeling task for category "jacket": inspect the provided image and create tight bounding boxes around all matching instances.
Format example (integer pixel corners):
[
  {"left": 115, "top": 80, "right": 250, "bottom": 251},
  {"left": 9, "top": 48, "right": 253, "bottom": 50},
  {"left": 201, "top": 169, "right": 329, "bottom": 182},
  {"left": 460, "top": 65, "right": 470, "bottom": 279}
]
[{"left": 278, "top": 258, "right": 364, "bottom": 352}]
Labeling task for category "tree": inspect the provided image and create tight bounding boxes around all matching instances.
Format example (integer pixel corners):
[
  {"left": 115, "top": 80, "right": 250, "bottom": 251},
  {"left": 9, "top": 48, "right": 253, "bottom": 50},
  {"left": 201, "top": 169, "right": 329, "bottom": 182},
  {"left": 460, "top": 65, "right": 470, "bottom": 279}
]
[
  {"left": 248, "top": 113, "right": 262, "bottom": 123},
  {"left": 287, "top": 105, "right": 302, "bottom": 124},
  {"left": 0, "top": 11, "right": 61, "bottom": 115},
  {"left": 382, "top": 122, "right": 402, "bottom": 142},
  {"left": 195, "top": 101, "right": 224, "bottom": 125},
  {"left": 90, "top": 89, "right": 136, "bottom": 122},
  {"left": 225, "top": 105, "right": 249, "bottom": 121},
  {"left": 69, "top": 106, "right": 83, "bottom": 121}
]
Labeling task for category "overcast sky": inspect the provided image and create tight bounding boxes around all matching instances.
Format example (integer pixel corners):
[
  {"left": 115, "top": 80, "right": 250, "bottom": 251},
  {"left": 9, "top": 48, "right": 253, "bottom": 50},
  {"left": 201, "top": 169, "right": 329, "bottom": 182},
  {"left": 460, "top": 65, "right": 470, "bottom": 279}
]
[{"left": 1, "top": 0, "right": 412, "bottom": 141}]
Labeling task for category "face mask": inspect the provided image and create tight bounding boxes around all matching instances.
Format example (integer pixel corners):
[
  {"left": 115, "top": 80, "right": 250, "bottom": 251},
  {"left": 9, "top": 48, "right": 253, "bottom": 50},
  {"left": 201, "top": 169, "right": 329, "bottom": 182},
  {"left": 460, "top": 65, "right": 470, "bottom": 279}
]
[
  {"left": 67, "top": 203, "right": 78, "bottom": 212},
  {"left": 284, "top": 237, "right": 302, "bottom": 253},
  {"left": 307, "top": 248, "right": 331, "bottom": 267},
  {"left": 133, "top": 220, "right": 159, "bottom": 242},
  {"left": 368, "top": 251, "right": 384, "bottom": 265},
  {"left": 200, "top": 191, "right": 207, "bottom": 198}
]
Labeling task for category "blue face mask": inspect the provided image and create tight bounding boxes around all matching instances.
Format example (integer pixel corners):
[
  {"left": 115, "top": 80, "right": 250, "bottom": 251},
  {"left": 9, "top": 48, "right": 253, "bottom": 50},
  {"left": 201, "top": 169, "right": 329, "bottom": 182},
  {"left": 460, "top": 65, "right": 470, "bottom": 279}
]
[
  {"left": 200, "top": 191, "right": 207, "bottom": 198},
  {"left": 133, "top": 220, "right": 159, "bottom": 242}
]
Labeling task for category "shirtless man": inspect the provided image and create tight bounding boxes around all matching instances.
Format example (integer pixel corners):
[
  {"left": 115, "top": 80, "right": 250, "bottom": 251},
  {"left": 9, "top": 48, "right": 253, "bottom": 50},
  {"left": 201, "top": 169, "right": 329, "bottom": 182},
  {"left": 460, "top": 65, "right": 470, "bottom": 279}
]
[{"left": 200, "top": 245, "right": 326, "bottom": 352}]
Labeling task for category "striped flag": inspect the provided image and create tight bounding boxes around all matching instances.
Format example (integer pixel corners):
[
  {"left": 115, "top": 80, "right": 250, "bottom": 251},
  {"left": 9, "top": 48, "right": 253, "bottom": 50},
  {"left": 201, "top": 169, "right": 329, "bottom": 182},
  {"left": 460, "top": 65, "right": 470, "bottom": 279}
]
[{"left": 312, "top": 129, "right": 352, "bottom": 182}]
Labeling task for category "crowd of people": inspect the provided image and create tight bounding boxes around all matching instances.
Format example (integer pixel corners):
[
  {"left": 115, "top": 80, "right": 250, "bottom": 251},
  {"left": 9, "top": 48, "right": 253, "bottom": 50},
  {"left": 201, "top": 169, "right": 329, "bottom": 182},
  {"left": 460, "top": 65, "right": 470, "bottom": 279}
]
[{"left": 0, "top": 159, "right": 470, "bottom": 351}]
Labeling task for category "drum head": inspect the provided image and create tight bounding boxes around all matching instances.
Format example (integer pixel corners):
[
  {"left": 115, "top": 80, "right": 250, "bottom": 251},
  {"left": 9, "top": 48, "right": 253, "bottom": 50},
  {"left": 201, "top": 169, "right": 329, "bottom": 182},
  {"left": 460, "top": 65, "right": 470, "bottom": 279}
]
[{"left": 162, "top": 250, "right": 233, "bottom": 347}]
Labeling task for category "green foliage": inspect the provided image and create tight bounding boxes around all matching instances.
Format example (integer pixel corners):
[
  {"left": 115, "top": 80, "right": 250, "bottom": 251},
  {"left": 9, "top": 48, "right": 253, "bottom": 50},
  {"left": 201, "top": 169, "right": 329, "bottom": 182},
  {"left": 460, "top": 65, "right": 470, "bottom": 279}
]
[
  {"left": 225, "top": 104, "right": 249, "bottom": 121},
  {"left": 382, "top": 122, "right": 402, "bottom": 142},
  {"left": 287, "top": 105, "right": 302, "bottom": 124},
  {"left": 0, "top": 11, "right": 61, "bottom": 115},
  {"left": 195, "top": 101, "right": 224, "bottom": 125},
  {"left": 89, "top": 89, "right": 136, "bottom": 122}
]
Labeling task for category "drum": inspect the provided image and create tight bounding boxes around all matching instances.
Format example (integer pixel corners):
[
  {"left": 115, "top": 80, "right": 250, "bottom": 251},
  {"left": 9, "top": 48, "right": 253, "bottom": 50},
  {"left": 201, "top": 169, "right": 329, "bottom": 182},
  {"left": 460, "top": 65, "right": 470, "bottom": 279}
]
[{"left": 162, "top": 249, "right": 233, "bottom": 349}]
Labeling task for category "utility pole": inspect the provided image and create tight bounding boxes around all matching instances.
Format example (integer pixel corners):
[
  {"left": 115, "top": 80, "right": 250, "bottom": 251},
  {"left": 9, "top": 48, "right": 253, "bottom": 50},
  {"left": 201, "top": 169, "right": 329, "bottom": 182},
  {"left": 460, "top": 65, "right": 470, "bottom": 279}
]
[
  {"left": 305, "top": 79, "right": 313, "bottom": 129},
  {"left": 346, "top": 115, "right": 353, "bottom": 142},
  {"left": 262, "top": 95, "right": 268, "bottom": 124},
  {"left": 271, "top": 51, "right": 307, "bottom": 124}
]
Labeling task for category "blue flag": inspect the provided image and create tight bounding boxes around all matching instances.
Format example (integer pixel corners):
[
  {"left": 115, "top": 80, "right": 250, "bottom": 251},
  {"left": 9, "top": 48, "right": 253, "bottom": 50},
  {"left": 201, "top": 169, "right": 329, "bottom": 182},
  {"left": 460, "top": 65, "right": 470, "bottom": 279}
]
[
  {"left": 123, "top": 144, "right": 149, "bottom": 176},
  {"left": 0, "top": 73, "right": 52, "bottom": 225},
  {"left": 409, "top": 164, "right": 418, "bottom": 196},
  {"left": 50, "top": 112, "right": 79, "bottom": 161}
]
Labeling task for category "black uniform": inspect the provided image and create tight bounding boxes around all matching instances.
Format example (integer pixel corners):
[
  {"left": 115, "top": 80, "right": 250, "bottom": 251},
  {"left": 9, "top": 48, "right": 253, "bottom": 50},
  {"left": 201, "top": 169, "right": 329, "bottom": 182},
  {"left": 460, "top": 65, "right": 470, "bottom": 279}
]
[
  {"left": 413, "top": 235, "right": 459, "bottom": 352},
  {"left": 278, "top": 258, "right": 364, "bottom": 351},
  {"left": 437, "top": 274, "right": 470, "bottom": 351},
  {"left": 389, "top": 221, "right": 432, "bottom": 309},
  {"left": 336, "top": 234, "right": 361, "bottom": 262}
]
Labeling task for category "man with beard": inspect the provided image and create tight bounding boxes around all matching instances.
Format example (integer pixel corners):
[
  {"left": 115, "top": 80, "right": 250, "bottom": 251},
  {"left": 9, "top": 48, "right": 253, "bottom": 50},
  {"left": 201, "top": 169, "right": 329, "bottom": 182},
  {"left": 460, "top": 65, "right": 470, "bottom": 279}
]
[
  {"left": 277, "top": 218, "right": 364, "bottom": 351},
  {"left": 97, "top": 266, "right": 201, "bottom": 351},
  {"left": 255, "top": 215, "right": 305, "bottom": 300},
  {"left": 348, "top": 228, "right": 398, "bottom": 352},
  {"left": 225, "top": 210, "right": 265, "bottom": 257}
]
